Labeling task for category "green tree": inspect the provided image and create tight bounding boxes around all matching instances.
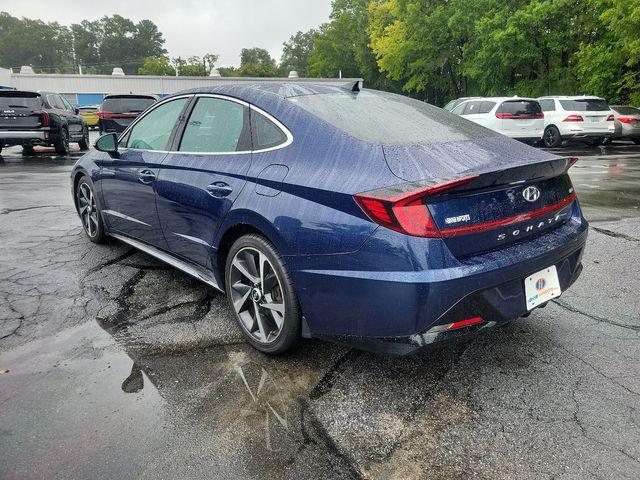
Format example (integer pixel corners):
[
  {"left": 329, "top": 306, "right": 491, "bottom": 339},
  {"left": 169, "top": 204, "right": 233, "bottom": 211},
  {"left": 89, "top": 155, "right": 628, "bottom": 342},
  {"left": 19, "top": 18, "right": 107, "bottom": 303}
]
[
  {"left": 575, "top": 0, "right": 640, "bottom": 104},
  {"left": 279, "top": 29, "right": 318, "bottom": 76},
  {"left": 138, "top": 56, "right": 175, "bottom": 76},
  {"left": 238, "top": 47, "right": 278, "bottom": 77}
]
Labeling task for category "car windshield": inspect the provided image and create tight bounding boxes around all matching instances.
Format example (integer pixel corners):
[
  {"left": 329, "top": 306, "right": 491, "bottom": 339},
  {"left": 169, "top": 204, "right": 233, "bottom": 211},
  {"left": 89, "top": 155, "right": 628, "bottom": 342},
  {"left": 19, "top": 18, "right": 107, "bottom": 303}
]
[
  {"left": 292, "top": 90, "right": 497, "bottom": 145},
  {"left": 559, "top": 98, "right": 610, "bottom": 111},
  {"left": 612, "top": 106, "right": 640, "bottom": 115},
  {"left": 0, "top": 93, "right": 42, "bottom": 109},
  {"left": 102, "top": 96, "right": 156, "bottom": 113}
]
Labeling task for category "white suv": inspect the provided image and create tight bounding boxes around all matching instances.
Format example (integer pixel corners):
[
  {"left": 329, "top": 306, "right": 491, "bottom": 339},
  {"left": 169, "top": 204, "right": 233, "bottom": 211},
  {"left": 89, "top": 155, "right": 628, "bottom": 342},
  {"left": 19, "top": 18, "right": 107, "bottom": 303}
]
[
  {"left": 449, "top": 97, "right": 544, "bottom": 144},
  {"left": 537, "top": 96, "right": 615, "bottom": 147}
]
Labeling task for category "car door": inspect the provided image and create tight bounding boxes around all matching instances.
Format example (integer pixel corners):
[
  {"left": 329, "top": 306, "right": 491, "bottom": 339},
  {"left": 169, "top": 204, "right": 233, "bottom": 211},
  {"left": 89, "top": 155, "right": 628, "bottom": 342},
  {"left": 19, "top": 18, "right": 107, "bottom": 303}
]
[
  {"left": 46, "top": 94, "right": 72, "bottom": 131},
  {"left": 155, "top": 95, "right": 252, "bottom": 270},
  {"left": 97, "top": 96, "right": 190, "bottom": 249},
  {"left": 60, "top": 95, "right": 83, "bottom": 137}
]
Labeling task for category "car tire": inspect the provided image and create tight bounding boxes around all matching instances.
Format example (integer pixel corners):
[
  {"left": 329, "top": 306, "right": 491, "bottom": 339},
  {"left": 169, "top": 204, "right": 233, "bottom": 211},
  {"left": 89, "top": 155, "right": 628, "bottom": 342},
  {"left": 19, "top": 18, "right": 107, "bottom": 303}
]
[
  {"left": 225, "top": 234, "right": 301, "bottom": 354},
  {"left": 75, "top": 176, "right": 106, "bottom": 243},
  {"left": 22, "top": 145, "right": 35, "bottom": 156},
  {"left": 54, "top": 127, "right": 70, "bottom": 155},
  {"left": 543, "top": 126, "right": 562, "bottom": 148},
  {"left": 78, "top": 126, "right": 90, "bottom": 151}
]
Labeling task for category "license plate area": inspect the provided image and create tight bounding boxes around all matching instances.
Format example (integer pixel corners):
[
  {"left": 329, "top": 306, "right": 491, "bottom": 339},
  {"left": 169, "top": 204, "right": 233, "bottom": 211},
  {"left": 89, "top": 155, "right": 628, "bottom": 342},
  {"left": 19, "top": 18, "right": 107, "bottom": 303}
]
[{"left": 524, "top": 265, "right": 561, "bottom": 310}]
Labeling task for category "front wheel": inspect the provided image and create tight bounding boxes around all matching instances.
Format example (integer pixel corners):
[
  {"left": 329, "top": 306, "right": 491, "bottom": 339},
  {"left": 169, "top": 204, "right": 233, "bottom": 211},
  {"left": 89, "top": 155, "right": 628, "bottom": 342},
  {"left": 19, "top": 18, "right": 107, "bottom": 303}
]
[
  {"left": 225, "top": 234, "right": 301, "bottom": 354},
  {"left": 78, "top": 126, "right": 90, "bottom": 151},
  {"left": 543, "top": 126, "right": 562, "bottom": 148},
  {"left": 76, "top": 176, "right": 106, "bottom": 243}
]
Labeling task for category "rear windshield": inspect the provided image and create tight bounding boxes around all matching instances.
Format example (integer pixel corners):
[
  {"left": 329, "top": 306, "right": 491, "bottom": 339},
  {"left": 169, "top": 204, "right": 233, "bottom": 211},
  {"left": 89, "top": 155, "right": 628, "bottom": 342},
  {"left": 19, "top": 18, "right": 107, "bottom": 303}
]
[
  {"left": 292, "top": 91, "right": 497, "bottom": 145},
  {"left": 0, "top": 92, "right": 42, "bottom": 110},
  {"left": 612, "top": 106, "right": 640, "bottom": 115},
  {"left": 102, "top": 96, "right": 156, "bottom": 114},
  {"left": 559, "top": 99, "right": 609, "bottom": 111},
  {"left": 499, "top": 100, "right": 542, "bottom": 116}
]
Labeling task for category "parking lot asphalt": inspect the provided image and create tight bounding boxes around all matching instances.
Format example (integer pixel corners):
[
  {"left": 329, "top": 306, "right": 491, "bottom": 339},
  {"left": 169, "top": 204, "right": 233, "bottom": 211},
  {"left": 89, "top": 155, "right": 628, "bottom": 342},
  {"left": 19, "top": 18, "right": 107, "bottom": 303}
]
[{"left": 1, "top": 135, "right": 639, "bottom": 479}]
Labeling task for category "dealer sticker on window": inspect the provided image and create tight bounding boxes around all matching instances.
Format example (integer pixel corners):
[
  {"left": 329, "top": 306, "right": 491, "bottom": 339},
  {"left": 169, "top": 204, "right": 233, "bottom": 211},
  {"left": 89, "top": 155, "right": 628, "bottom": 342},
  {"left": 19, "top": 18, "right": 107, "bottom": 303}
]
[{"left": 524, "top": 266, "right": 561, "bottom": 310}]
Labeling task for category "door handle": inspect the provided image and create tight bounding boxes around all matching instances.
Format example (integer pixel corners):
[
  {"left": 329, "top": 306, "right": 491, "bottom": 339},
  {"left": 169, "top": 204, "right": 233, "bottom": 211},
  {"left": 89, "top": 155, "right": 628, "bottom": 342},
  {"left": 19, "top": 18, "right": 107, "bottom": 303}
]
[
  {"left": 138, "top": 169, "right": 156, "bottom": 184},
  {"left": 206, "top": 182, "right": 233, "bottom": 197}
]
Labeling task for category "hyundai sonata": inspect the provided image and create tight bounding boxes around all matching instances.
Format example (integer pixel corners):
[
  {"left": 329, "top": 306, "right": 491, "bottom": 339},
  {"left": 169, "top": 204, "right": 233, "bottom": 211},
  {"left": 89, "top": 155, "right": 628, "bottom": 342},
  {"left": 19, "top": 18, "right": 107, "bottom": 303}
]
[{"left": 71, "top": 83, "right": 588, "bottom": 354}]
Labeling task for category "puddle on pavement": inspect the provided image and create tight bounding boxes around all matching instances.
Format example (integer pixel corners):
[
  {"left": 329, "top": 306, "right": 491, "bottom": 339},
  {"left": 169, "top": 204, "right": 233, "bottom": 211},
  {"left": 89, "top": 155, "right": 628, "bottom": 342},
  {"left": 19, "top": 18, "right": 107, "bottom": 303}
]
[{"left": 0, "top": 319, "right": 353, "bottom": 479}]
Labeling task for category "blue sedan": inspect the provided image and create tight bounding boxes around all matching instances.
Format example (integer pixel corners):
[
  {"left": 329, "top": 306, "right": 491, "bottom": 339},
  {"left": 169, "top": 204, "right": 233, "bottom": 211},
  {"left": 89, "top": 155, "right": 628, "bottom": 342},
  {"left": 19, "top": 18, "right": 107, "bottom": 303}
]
[{"left": 71, "top": 83, "right": 588, "bottom": 354}]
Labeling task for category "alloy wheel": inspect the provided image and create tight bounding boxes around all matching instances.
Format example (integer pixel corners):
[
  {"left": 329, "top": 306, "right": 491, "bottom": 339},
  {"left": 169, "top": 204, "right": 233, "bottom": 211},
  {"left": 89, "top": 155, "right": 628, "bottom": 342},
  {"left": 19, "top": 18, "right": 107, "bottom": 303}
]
[
  {"left": 76, "top": 183, "right": 99, "bottom": 237},
  {"left": 544, "top": 128, "right": 558, "bottom": 147},
  {"left": 229, "top": 247, "right": 285, "bottom": 344}
]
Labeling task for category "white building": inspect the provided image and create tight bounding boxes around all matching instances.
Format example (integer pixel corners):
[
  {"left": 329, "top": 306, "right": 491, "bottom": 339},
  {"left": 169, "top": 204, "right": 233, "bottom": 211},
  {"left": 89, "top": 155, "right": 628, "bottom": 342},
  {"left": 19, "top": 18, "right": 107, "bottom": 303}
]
[{"left": 0, "top": 67, "right": 361, "bottom": 106}]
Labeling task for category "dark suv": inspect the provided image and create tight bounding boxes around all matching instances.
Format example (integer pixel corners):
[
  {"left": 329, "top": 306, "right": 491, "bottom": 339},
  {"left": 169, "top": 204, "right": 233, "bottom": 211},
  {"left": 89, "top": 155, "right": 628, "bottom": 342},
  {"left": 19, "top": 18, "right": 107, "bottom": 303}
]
[
  {"left": 98, "top": 94, "right": 158, "bottom": 134},
  {"left": 0, "top": 90, "right": 89, "bottom": 155}
]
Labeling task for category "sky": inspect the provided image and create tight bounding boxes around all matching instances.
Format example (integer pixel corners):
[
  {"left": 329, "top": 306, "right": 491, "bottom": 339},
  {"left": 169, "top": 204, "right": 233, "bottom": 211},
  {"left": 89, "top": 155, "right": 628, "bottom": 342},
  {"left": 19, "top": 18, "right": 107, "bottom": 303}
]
[{"left": 1, "top": 0, "right": 333, "bottom": 67}]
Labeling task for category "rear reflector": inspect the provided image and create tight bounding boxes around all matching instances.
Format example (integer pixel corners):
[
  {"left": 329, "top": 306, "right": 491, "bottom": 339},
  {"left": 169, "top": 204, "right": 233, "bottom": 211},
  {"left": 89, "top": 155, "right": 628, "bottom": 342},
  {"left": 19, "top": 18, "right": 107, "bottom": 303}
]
[
  {"left": 496, "top": 112, "right": 544, "bottom": 119},
  {"left": 568, "top": 156, "right": 579, "bottom": 167},
  {"left": 563, "top": 115, "right": 584, "bottom": 122},
  {"left": 447, "top": 317, "right": 483, "bottom": 330},
  {"left": 354, "top": 175, "right": 479, "bottom": 237}
]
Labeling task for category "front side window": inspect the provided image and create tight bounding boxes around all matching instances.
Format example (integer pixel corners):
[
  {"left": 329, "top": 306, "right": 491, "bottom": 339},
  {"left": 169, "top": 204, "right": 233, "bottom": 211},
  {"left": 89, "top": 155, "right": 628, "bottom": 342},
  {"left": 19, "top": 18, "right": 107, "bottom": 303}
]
[
  {"left": 251, "top": 111, "right": 287, "bottom": 150},
  {"left": 126, "top": 98, "right": 187, "bottom": 151},
  {"left": 179, "top": 97, "right": 249, "bottom": 153}
]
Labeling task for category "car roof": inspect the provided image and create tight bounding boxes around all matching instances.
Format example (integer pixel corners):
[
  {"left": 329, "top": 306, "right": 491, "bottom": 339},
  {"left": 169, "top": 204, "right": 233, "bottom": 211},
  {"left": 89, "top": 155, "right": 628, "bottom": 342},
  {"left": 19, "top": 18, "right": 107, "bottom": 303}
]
[
  {"left": 537, "top": 95, "right": 604, "bottom": 100},
  {"left": 171, "top": 82, "right": 359, "bottom": 100},
  {"left": 103, "top": 93, "right": 159, "bottom": 99}
]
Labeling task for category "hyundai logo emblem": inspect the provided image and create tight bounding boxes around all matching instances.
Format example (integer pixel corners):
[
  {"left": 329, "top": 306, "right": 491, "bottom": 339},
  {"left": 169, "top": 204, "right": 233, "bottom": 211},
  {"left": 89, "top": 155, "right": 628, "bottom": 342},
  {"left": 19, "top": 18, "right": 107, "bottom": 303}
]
[{"left": 522, "top": 186, "right": 541, "bottom": 202}]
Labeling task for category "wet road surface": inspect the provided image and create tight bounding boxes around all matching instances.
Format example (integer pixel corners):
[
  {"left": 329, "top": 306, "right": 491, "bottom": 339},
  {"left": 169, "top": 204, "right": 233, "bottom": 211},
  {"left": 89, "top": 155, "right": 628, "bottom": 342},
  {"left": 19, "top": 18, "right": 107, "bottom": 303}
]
[{"left": 1, "top": 136, "right": 639, "bottom": 479}]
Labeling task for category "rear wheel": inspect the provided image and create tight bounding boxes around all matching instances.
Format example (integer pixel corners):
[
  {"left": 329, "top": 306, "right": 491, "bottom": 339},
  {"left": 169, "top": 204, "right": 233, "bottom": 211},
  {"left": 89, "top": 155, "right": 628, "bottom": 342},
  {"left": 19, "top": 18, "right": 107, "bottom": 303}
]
[
  {"left": 54, "top": 128, "right": 69, "bottom": 155},
  {"left": 543, "top": 126, "right": 562, "bottom": 148},
  {"left": 22, "top": 145, "right": 34, "bottom": 156},
  {"left": 76, "top": 176, "right": 106, "bottom": 243},
  {"left": 225, "top": 234, "right": 301, "bottom": 354},
  {"left": 78, "top": 126, "right": 90, "bottom": 151}
]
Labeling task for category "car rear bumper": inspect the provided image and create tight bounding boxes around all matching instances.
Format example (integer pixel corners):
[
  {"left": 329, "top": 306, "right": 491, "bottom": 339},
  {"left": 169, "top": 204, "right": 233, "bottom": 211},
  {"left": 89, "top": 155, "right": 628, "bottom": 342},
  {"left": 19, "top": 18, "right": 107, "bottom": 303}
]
[
  {"left": 0, "top": 130, "right": 47, "bottom": 140},
  {"left": 291, "top": 203, "right": 588, "bottom": 354}
]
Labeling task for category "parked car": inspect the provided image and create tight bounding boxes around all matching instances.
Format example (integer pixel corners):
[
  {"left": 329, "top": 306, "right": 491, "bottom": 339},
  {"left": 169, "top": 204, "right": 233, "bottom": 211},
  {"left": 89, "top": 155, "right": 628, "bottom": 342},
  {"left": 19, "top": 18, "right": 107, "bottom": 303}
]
[
  {"left": 98, "top": 94, "right": 158, "bottom": 134},
  {"left": 442, "top": 97, "right": 481, "bottom": 112},
  {"left": 71, "top": 84, "right": 587, "bottom": 355},
  {"left": 449, "top": 97, "right": 544, "bottom": 144},
  {"left": 609, "top": 105, "right": 640, "bottom": 144},
  {"left": 0, "top": 90, "right": 89, "bottom": 155},
  {"left": 78, "top": 105, "right": 100, "bottom": 129},
  {"left": 537, "top": 95, "right": 614, "bottom": 147}
]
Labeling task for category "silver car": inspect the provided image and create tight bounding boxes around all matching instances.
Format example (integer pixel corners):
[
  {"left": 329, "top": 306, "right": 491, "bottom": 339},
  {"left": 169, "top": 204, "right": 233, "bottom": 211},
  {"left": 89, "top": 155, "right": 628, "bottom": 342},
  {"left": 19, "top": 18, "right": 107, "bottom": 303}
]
[{"left": 610, "top": 105, "right": 640, "bottom": 144}]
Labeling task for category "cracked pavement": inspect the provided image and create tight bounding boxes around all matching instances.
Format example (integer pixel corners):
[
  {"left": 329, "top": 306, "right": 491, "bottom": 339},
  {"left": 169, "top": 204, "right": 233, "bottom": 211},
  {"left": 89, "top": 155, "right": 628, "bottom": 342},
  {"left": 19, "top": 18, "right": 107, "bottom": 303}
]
[{"left": 1, "top": 138, "right": 639, "bottom": 479}]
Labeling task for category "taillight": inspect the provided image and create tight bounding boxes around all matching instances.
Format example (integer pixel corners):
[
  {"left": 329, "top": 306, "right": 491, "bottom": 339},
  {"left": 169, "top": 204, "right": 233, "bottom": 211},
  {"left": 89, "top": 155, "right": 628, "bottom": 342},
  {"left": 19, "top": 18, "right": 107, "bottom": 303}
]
[
  {"left": 618, "top": 116, "right": 635, "bottom": 123},
  {"left": 354, "top": 175, "right": 479, "bottom": 237},
  {"left": 563, "top": 115, "right": 584, "bottom": 122},
  {"left": 98, "top": 110, "right": 110, "bottom": 119},
  {"left": 41, "top": 111, "right": 50, "bottom": 127},
  {"left": 568, "top": 157, "right": 579, "bottom": 168},
  {"left": 607, "top": 114, "right": 615, "bottom": 121}
]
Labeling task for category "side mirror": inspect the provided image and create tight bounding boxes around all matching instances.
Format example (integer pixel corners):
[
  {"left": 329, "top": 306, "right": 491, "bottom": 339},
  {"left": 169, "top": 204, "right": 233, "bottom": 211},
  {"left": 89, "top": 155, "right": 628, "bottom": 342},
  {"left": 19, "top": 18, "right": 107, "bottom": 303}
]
[
  {"left": 74, "top": 107, "right": 80, "bottom": 115},
  {"left": 95, "top": 133, "right": 119, "bottom": 155}
]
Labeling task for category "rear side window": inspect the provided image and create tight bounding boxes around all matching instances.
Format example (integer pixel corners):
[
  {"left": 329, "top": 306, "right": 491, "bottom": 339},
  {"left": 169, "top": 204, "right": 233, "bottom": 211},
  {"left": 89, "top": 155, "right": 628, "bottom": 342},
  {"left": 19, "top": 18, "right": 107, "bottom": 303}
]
[
  {"left": 179, "top": 97, "right": 249, "bottom": 153},
  {"left": 498, "top": 100, "right": 542, "bottom": 116},
  {"left": 463, "top": 101, "right": 495, "bottom": 115},
  {"left": 559, "top": 99, "right": 610, "bottom": 111},
  {"left": 46, "top": 94, "right": 65, "bottom": 110},
  {"left": 539, "top": 99, "right": 556, "bottom": 111},
  {"left": 451, "top": 102, "right": 467, "bottom": 115},
  {"left": 103, "top": 96, "right": 156, "bottom": 114},
  {"left": 126, "top": 98, "right": 187, "bottom": 150},
  {"left": 293, "top": 90, "right": 497, "bottom": 145},
  {"left": 251, "top": 111, "right": 287, "bottom": 150},
  {"left": 0, "top": 93, "right": 42, "bottom": 110}
]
